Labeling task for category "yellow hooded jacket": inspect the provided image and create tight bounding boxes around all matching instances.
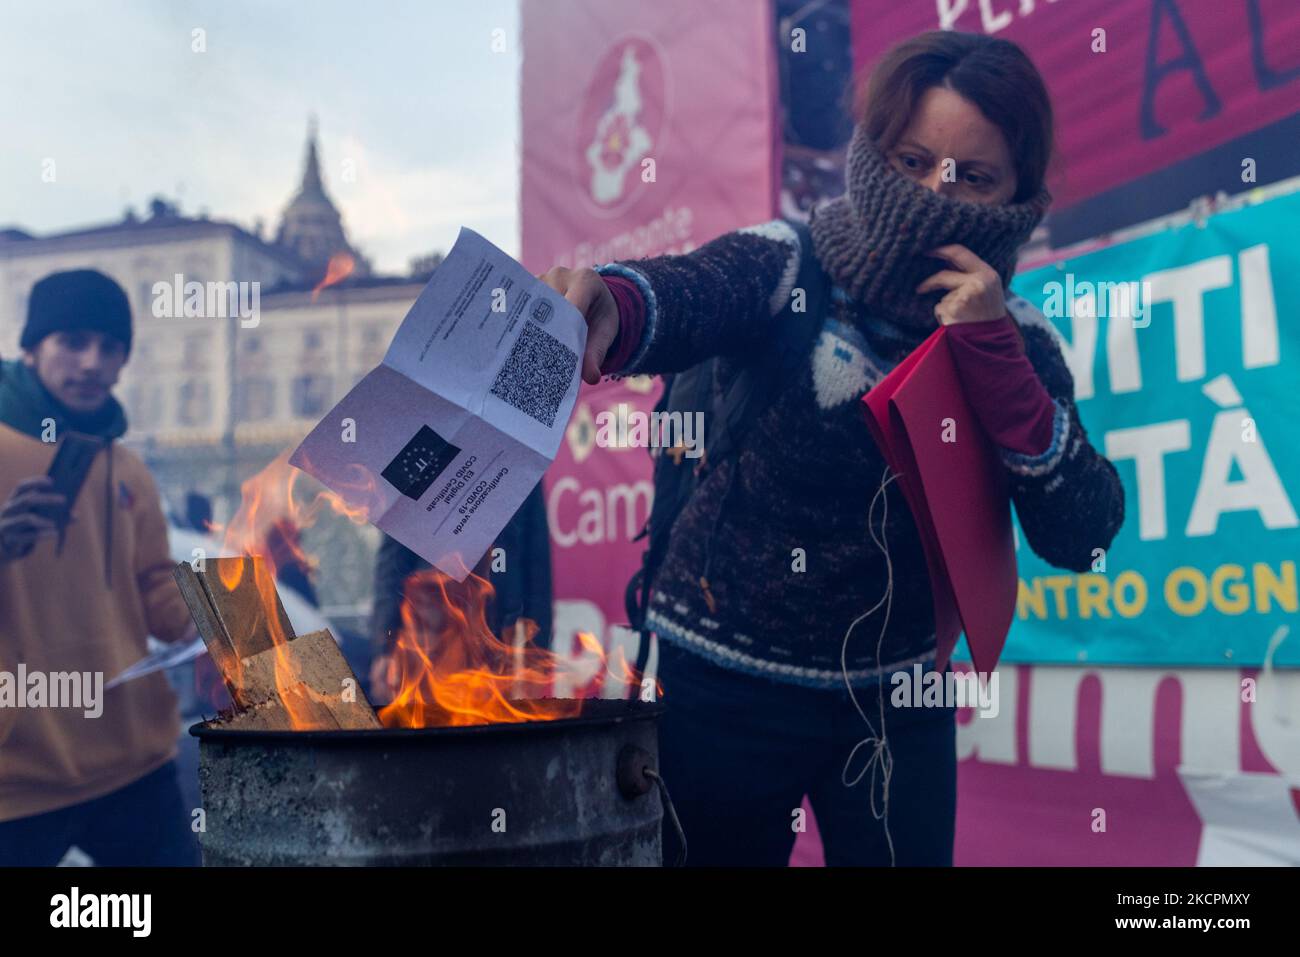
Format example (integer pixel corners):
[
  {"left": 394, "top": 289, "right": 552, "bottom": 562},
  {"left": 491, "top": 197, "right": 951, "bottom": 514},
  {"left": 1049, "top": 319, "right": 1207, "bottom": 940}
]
[{"left": 0, "top": 359, "right": 193, "bottom": 821}]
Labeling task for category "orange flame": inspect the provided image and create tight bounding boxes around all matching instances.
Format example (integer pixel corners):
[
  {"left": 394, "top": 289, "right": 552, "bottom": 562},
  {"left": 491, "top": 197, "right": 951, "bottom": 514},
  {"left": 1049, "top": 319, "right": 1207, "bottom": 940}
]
[
  {"left": 200, "top": 451, "right": 376, "bottom": 726},
  {"left": 374, "top": 565, "right": 657, "bottom": 728},
  {"left": 205, "top": 451, "right": 649, "bottom": 729},
  {"left": 215, "top": 451, "right": 375, "bottom": 560},
  {"left": 311, "top": 252, "right": 356, "bottom": 301},
  {"left": 375, "top": 567, "right": 640, "bottom": 728}
]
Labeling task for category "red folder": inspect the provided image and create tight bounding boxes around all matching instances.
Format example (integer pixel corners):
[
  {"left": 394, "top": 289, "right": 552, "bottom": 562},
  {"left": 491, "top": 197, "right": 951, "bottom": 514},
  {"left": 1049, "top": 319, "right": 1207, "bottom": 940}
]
[{"left": 861, "top": 326, "right": 1017, "bottom": 674}]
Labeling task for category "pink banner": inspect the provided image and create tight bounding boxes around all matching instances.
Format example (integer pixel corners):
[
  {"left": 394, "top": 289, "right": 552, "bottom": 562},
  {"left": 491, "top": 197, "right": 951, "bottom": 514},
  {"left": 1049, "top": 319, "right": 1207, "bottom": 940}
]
[
  {"left": 520, "top": 0, "right": 779, "bottom": 671},
  {"left": 789, "top": 662, "right": 1300, "bottom": 866},
  {"left": 520, "top": 0, "right": 780, "bottom": 274},
  {"left": 543, "top": 376, "right": 660, "bottom": 695},
  {"left": 850, "top": 0, "right": 1300, "bottom": 211}
]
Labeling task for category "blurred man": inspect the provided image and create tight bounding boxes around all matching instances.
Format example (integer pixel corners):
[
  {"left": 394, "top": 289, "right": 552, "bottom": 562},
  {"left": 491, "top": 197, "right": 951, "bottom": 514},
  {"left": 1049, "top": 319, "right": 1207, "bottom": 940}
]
[{"left": 0, "top": 269, "right": 200, "bottom": 866}]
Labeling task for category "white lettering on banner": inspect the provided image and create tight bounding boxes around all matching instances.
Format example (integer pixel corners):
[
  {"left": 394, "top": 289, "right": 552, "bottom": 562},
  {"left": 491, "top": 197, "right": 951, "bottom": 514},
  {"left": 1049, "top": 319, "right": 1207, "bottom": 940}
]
[
  {"left": 936, "top": 0, "right": 1061, "bottom": 35},
  {"left": 1104, "top": 409, "right": 1297, "bottom": 542},
  {"left": 601, "top": 625, "right": 649, "bottom": 700},
  {"left": 1050, "top": 246, "right": 1279, "bottom": 400},
  {"left": 977, "top": 0, "right": 1012, "bottom": 34},
  {"left": 541, "top": 643, "right": 1297, "bottom": 780},
  {"left": 1238, "top": 244, "right": 1280, "bottom": 368},
  {"left": 1104, "top": 421, "right": 1192, "bottom": 541},
  {"left": 1101, "top": 304, "right": 1298, "bottom": 543},
  {"left": 1147, "top": 256, "right": 1234, "bottom": 383},
  {"left": 955, "top": 665, "right": 1018, "bottom": 763},
  {"left": 1055, "top": 299, "right": 1099, "bottom": 400},
  {"left": 956, "top": 664, "right": 1300, "bottom": 779},
  {"left": 550, "top": 600, "right": 606, "bottom": 699},
  {"left": 1091, "top": 669, "right": 1239, "bottom": 777},
  {"left": 1187, "top": 407, "right": 1298, "bottom": 536},
  {"left": 548, "top": 609, "right": 654, "bottom": 702},
  {"left": 1106, "top": 290, "right": 1142, "bottom": 395},
  {"left": 547, "top": 475, "right": 653, "bottom": 547},
  {"left": 556, "top": 205, "right": 695, "bottom": 270}
]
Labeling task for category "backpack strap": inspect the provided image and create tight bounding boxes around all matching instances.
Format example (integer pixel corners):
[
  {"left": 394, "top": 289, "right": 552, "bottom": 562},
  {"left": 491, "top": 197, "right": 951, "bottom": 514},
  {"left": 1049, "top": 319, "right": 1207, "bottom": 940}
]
[
  {"left": 706, "top": 219, "right": 827, "bottom": 466},
  {"left": 624, "top": 219, "right": 830, "bottom": 665}
]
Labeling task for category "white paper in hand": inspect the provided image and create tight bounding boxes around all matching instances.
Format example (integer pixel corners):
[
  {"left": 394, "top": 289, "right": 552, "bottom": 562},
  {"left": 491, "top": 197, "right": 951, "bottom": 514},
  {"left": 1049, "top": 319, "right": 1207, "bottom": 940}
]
[{"left": 289, "top": 228, "right": 586, "bottom": 581}]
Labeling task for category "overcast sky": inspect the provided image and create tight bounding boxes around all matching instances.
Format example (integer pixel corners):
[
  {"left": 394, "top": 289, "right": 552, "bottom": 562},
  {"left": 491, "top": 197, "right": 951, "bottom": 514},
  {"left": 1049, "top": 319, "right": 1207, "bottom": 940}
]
[{"left": 0, "top": 0, "right": 522, "bottom": 272}]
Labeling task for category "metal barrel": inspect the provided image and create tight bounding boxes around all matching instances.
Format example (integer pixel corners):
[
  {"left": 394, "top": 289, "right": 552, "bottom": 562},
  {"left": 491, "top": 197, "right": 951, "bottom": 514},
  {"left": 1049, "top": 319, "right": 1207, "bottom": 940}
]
[{"left": 191, "top": 699, "right": 664, "bottom": 866}]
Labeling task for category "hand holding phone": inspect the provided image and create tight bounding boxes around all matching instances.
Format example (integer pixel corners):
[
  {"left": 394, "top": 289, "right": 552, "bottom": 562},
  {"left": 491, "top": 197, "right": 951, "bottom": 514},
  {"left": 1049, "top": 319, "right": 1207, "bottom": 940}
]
[
  {"left": 37, "top": 432, "right": 102, "bottom": 527},
  {"left": 0, "top": 433, "right": 101, "bottom": 563},
  {"left": 0, "top": 476, "right": 69, "bottom": 564}
]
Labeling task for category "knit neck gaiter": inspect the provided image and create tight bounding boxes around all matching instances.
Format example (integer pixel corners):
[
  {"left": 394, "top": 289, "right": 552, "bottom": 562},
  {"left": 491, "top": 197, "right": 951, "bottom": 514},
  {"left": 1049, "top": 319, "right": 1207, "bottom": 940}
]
[
  {"left": 0, "top": 358, "right": 127, "bottom": 442},
  {"left": 809, "top": 123, "right": 1052, "bottom": 330}
]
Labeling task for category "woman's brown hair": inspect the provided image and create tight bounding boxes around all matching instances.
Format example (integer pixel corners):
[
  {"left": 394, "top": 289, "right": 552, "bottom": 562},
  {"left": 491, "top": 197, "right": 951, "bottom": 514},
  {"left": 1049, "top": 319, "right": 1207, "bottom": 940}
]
[{"left": 853, "top": 30, "right": 1055, "bottom": 204}]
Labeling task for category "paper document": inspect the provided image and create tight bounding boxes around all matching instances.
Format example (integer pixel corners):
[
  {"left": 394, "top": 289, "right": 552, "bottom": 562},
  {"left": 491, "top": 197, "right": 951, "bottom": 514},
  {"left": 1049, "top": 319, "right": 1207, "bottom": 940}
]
[
  {"left": 861, "top": 326, "right": 1017, "bottom": 675},
  {"left": 105, "top": 636, "right": 207, "bottom": 689},
  {"left": 290, "top": 227, "right": 586, "bottom": 580}
]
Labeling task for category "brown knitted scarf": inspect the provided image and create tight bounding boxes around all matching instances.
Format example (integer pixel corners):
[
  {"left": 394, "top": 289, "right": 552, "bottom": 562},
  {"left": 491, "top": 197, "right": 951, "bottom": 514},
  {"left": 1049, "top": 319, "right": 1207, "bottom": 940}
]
[{"left": 809, "top": 123, "right": 1052, "bottom": 329}]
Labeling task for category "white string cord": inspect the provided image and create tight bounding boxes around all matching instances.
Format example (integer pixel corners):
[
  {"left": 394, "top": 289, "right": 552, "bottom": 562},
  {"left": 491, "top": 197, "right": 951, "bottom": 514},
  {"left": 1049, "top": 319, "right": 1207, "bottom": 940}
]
[{"left": 840, "top": 464, "right": 901, "bottom": 866}]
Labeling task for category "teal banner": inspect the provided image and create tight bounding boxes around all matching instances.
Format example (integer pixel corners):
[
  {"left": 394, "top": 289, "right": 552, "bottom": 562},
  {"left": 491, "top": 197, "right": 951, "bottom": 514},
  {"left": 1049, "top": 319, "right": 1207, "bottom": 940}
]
[{"left": 962, "top": 190, "right": 1299, "bottom": 668}]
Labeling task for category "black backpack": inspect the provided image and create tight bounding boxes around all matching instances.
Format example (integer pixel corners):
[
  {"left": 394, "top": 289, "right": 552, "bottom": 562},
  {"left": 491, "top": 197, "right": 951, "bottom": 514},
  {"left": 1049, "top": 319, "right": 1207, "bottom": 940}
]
[{"left": 625, "top": 219, "right": 830, "bottom": 667}]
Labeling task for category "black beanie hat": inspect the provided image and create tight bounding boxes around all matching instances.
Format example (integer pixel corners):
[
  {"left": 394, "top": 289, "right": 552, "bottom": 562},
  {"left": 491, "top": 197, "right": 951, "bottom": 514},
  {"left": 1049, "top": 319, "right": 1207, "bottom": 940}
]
[{"left": 21, "top": 269, "right": 133, "bottom": 355}]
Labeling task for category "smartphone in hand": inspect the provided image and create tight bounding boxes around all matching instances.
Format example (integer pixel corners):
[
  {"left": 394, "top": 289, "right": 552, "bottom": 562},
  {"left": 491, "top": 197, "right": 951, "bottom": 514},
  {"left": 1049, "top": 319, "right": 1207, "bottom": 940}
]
[{"left": 36, "top": 432, "right": 103, "bottom": 528}]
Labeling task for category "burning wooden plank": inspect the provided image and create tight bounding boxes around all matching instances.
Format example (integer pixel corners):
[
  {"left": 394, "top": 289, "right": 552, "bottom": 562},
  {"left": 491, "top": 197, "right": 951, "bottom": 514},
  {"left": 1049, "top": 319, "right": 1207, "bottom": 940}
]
[
  {"left": 193, "top": 556, "right": 296, "bottom": 660},
  {"left": 173, "top": 559, "right": 381, "bottom": 730},
  {"left": 233, "top": 630, "right": 379, "bottom": 730}
]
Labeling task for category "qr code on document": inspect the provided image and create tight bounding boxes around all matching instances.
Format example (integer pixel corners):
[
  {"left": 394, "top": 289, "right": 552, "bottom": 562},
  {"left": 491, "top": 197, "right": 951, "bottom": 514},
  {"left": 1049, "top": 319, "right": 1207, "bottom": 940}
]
[{"left": 490, "top": 321, "right": 579, "bottom": 428}]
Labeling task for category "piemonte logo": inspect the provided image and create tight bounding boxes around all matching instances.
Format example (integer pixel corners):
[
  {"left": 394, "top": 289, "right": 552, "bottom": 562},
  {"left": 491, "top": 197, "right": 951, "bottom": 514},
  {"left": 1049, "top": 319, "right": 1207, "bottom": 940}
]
[
  {"left": 565, "top": 401, "right": 597, "bottom": 464},
  {"left": 576, "top": 36, "right": 666, "bottom": 216}
]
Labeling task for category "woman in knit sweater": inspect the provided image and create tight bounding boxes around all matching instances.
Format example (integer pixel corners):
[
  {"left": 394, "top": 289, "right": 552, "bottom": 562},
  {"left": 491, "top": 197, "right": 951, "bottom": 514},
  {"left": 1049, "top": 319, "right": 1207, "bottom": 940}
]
[{"left": 542, "top": 31, "right": 1125, "bottom": 866}]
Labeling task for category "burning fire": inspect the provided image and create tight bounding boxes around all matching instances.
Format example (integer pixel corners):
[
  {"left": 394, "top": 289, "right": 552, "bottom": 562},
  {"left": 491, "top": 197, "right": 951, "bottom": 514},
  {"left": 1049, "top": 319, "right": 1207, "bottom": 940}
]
[
  {"left": 216, "top": 452, "right": 376, "bottom": 565},
  {"left": 204, "top": 452, "right": 650, "bottom": 729},
  {"left": 203, "top": 452, "right": 376, "bottom": 726},
  {"left": 375, "top": 567, "right": 643, "bottom": 728},
  {"left": 311, "top": 251, "right": 356, "bottom": 301}
]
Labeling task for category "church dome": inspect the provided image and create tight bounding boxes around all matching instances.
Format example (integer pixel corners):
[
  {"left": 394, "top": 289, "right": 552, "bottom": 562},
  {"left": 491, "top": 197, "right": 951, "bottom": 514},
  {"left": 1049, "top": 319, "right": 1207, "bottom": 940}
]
[{"left": 275, "top": 117, "right": 369, "bottom": 284}]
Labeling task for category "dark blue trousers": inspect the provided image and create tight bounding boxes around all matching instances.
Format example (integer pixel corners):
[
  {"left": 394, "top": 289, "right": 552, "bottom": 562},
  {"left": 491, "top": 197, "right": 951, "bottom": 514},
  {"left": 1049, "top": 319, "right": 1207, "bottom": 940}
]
[
  {"left": 0, "top": 760, "right": 200, "bottom": 867},
  {"left": 656, "top": 640, "right": 957, "bottom": 867}
]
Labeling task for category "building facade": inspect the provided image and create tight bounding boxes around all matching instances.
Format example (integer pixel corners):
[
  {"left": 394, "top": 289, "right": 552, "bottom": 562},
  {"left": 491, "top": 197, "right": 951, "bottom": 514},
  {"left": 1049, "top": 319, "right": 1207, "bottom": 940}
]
[{"left": 0, "top": 124, "right": 432, "bottom": 623}]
